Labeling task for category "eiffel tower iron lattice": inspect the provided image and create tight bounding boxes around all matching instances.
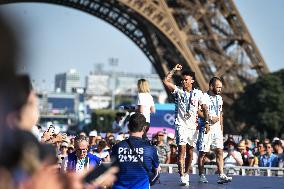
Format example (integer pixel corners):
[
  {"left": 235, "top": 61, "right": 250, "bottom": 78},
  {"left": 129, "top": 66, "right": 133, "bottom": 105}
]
[{"left": 0, "top": 0, "right": 269, "bottom": 131}]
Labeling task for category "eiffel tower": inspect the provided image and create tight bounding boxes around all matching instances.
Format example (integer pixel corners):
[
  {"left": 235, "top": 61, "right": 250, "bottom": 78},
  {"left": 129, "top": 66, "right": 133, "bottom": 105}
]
[{"left": 0, "top": 0, "right": 269, "bottom": 132}]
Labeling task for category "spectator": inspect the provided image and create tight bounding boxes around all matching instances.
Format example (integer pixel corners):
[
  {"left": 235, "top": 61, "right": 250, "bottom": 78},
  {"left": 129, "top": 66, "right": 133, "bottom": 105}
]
[
  {"left": 244, "top": 139, "right": 253, "bottom": 151},
  {"left": 252, "top": 136, "right": 260, "bottom": 149},
  {"left": 58, "top": 141, "right": 69, "bottom": 164},
  {"left": 167, "top": 133, "right": 175, "bottom": 145},
  {"left": 106, "top": 134, "right": 116, "bottom": 149},
  {"left": 67, "top": 144, "right": 75, "bottom": 155},
  {"left": 61, "top": 135, "right": 101, "bottom": 173},
  {"left": 93, "top": 140, "right": 110, "bottom": 162},
  {"left": 112, "top": 113, "right": 124, "bottom": 133},
  {"left": 272, "top": 140, "right": 284, "bottom": 167},
  {"left": 264, "top": 138, "right": 270, "bottom": 145},
  {"left": 88, "top": 130, "right": 98, "bottom": 154},
  {"left": 96, "top": 135, "right": 103, "bottom": 145},
  {"left": 79, "top": 131, "right": 87, "bottom": 137},
  {"left": 248, "top": 152, "right": 258, "bottom": 167},
  {"left": 111, "top": 113, "right": 160, "bottom": 189},
  {"left": 238, "top": 141, "right": 250, "bottom": 166},
  {"left": 259, "top": 143, "right": 278, "bottom": 167},
  {"left": 223, "top": 141, "right": 243, "bottom": 167},
  {"left": 169, "top": 143, "right": 178, "bottom": 164},
  {"left": 154, "top": 131, "right": 171, "bottom": 164},
  {"left": 223, "top": 135, "right": 235, "bottom": 151},
  {"left": 70, "top": 137, "right": 75, "bottom": 146},
  {"left": 256, "top": 142, "right": 266, "bottom": 157}
]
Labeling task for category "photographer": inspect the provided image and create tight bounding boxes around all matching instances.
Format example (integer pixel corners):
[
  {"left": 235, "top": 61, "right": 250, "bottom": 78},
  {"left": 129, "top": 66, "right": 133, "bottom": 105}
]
[{"left": 111, "top": 113, "right": 160, "bottom": 189}]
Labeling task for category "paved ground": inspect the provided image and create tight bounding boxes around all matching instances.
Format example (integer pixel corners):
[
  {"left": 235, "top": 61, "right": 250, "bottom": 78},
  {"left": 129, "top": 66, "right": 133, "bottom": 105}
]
[{"left": 152, "top": 173, "right": 284, "bottom": 189}]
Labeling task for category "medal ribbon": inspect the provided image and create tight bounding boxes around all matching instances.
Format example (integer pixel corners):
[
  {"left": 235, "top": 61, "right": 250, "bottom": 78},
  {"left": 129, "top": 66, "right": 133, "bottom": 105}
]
[
  {"left": 209, "top": 95, "right": 219, "bottom": 116},
  {"left": 184, "top": 90, "right": 193, "bottom": 113}
]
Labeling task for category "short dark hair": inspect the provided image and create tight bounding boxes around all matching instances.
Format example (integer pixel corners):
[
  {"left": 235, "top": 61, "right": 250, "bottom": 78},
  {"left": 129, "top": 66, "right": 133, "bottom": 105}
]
[
  {"left": 181, "top": 70, "right": 195, "bottom": 80},
  {"left": 128, "top": 113, "right": 146, "bottom": 133},
  {"left": 209, "top": 76, "right": 223, "bottom": 87}
]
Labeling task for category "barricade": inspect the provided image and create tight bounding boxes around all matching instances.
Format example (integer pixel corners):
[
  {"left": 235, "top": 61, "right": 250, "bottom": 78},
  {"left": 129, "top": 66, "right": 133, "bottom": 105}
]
[{"left": 159, "top": 164, "right": 284, "bottom": 176}]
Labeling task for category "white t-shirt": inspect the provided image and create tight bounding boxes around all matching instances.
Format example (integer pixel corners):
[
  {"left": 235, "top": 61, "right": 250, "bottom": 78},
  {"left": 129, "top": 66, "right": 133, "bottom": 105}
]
[
  {"left": 201, "top": 93, "right": 223, "bottom": 127},
  {"left": 223, "top": 150, "right": 243, "bottom": 167},
  {"left": 173, "top": 86, "right": 203, "bottom": 129},
  {"left": 137, "top": 92, "right": 155, "bottom": 123}
]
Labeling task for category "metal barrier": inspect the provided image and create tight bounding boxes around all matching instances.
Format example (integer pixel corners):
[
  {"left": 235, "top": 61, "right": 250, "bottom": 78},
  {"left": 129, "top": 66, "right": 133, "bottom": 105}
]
[{"left": 159, "top": 164, "right": 284, "bottom": 177}]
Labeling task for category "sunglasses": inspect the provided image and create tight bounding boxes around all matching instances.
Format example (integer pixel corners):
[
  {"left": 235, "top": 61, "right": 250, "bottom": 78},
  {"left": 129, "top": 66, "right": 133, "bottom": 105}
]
[{"left": 76, "top": 148, "right": 88, "bottom": 152}]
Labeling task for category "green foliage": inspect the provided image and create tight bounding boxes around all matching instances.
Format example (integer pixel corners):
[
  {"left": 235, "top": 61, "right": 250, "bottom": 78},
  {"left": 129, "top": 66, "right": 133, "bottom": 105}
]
[{"left": 233, "top": 69, "right": 284, "bottom": 138}]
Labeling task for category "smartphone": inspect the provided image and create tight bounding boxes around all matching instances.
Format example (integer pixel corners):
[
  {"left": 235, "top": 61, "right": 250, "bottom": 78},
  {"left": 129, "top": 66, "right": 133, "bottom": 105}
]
[{"left": 84, "top": 158, "right": 117, "bottom": 183}]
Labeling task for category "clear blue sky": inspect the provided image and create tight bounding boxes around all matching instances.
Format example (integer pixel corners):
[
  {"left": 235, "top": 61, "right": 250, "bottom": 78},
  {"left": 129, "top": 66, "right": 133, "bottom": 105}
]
[{"left": 0, "top": 0, "right": 283, "bottom": 90}]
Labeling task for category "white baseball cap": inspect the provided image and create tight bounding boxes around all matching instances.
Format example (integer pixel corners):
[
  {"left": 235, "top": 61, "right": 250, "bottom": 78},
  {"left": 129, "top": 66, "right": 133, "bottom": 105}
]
[
  {"left": 273, "top": 137, "right": 280, "bottom": 142},
  {"left": 167, "top": 133, "right": 175, "bottom": 139},
  {"left": 89, "top": 130, "right": 98, "bottom": 137}
]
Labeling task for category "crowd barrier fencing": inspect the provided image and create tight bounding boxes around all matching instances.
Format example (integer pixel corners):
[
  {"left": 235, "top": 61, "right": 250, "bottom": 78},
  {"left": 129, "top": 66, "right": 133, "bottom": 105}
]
[{"left": 159, "top": 164, "right": 284, "bottom": 177}]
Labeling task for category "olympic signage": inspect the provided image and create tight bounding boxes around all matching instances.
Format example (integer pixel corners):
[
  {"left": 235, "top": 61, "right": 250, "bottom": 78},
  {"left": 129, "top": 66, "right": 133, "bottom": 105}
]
[{"left": 150, "top": 103, "right": 175, "bottom": 129}]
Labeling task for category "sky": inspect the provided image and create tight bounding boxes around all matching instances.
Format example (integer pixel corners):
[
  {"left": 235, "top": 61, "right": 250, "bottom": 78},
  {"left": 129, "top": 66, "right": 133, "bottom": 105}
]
[{"left": 0, "top": 0, "right": 283, "bottom": 91}]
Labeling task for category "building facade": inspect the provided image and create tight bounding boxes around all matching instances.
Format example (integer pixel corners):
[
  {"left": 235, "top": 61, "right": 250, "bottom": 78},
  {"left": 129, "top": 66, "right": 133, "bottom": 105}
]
[{"left": 55, "top": 69, "right": 80, "bottom": 93}]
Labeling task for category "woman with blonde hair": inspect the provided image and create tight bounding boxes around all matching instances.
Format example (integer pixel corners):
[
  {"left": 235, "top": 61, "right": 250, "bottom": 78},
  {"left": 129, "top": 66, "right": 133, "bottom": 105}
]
[{"left": 136, "top": 79, "right": 156, "bottom": 138}]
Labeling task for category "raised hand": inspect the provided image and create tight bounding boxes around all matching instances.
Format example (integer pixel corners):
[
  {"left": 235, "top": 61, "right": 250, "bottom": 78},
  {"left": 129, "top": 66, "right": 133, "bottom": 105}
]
[{"left": 173, "top": 64, "right": 182, "bottom": 71}]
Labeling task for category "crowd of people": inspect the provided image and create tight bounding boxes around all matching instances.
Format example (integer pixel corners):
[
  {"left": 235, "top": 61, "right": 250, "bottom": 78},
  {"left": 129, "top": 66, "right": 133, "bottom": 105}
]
[{"left": 37, "top": 121, "right": 284, "bottom": 178}]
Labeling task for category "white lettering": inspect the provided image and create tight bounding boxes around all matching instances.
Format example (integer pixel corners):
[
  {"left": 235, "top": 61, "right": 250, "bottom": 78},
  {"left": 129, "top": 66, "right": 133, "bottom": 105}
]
[{"left": 118, "top": 147, "right": 124, "bottom": 154}]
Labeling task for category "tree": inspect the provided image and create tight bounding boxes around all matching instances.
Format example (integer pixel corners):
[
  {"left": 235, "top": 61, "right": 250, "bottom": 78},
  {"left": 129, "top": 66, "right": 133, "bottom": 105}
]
[{"left": 233, "top": 69, "right": 284, "bottom": 138}]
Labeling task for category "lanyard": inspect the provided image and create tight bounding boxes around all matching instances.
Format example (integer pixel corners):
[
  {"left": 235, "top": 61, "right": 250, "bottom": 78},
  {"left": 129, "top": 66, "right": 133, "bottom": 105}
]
[
  {"left": 209, "top": 95, "right": 219, "bottom": 116},
  {"left": 183, "top": 90, "right": 193, "bottom": 113},
  {"left": 77, "top": 157, "right": 86, "bottom": 171}
]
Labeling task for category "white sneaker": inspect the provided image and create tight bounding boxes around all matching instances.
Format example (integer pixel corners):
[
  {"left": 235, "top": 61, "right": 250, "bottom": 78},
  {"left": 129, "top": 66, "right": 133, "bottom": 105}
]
[
  {"left": 217, "top": 174, "right": 232, "bottom": 184},
  {"left": 184, "top": 173, "right": 189, "bottom": 182},
  {"left": 199, "top": 174, "right": 208, "bottom": 183},
  {"left": 180, "top": 175, "right": 189, "bottom": 186}
]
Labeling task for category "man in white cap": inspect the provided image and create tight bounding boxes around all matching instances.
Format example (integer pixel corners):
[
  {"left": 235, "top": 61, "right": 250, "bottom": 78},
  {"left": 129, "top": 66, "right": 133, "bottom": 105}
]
[{"left": 167, "top": 133, "right": 175, "bottom": 145}]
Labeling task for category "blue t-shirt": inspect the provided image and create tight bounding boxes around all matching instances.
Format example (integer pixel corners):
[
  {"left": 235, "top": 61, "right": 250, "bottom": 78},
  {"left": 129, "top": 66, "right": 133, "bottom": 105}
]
[
  {"left": 111, "top": 136, "right": 159, "bottom": 189},
  {"left": 259, "top": 153, "right": 279, "bottom": 167}
]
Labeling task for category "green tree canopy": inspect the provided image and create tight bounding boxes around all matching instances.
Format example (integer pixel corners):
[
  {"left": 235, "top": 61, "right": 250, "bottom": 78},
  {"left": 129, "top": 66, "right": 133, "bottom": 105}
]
[{"left": 233, "top": 69, "right": 284, "bottom": 138}]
